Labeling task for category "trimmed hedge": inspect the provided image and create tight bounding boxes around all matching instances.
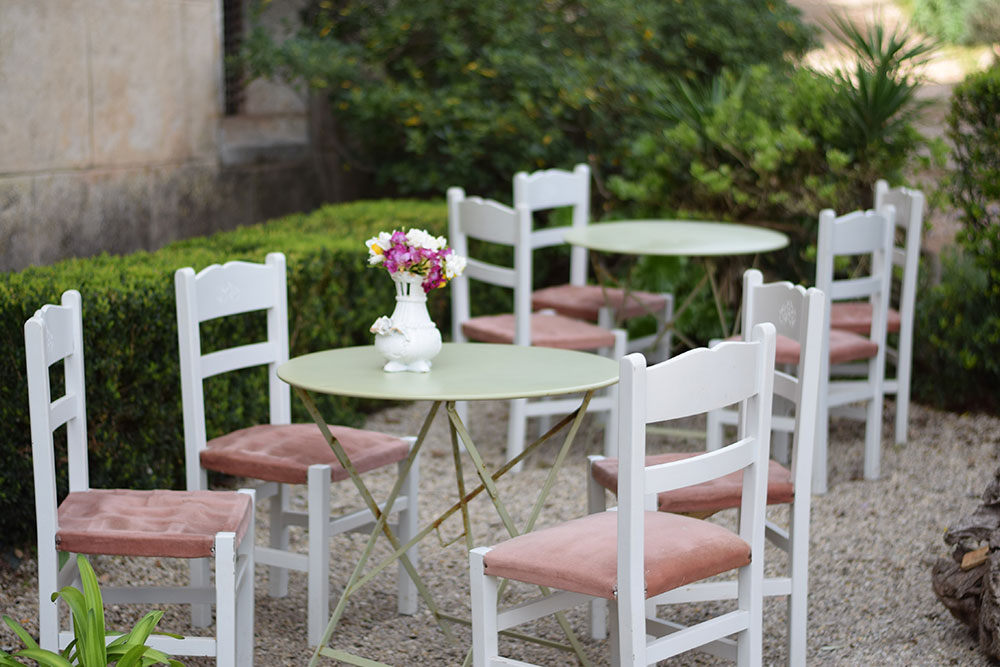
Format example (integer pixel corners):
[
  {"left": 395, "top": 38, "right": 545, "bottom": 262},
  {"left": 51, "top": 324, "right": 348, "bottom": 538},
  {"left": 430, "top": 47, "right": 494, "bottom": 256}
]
[{"left": 0, "top": 199, "right": 451, "bottom": 549}]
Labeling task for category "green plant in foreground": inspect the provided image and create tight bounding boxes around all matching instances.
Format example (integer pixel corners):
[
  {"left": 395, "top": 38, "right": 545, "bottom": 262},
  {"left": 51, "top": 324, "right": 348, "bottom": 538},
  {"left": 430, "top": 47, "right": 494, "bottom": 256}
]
[{"left": 0, "top": 555, "right": 183, "bottom": 667}]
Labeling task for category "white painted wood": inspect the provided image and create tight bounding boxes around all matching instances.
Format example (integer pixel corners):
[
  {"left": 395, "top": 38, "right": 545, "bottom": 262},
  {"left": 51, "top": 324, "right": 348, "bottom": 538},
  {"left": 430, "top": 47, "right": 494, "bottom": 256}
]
[
  {"left": 24, "top": 291, "right": 256, "bottom": 665},
  {"left": 514, "top": 163, "right": 674, "bottom": 362},
  {"left": 175, "top": 252, "right": 420, "bottom": 645},
  {"left": 831, "top": 181, "right": 924, "bottom": 445},
  {"left": 448, "top": 187, "right": 625, "bottom": 466},
  {"left": 468, "top": 326, "right": 775, "bottom": 665},
  {"left": 594, "top": 269, "right": 825, "bottom": 666},
  {"left": 814, "top": 208, "right": 894, "bottom": 493}
]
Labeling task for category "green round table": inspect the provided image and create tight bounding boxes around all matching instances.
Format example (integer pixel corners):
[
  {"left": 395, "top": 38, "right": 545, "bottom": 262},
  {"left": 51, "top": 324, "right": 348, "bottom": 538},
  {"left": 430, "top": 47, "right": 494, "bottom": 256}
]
[
  {"left": 562, "top": 219, "right": 789, "bottom": 257},
  {"left": 279, "top": 342, "right": 618, "bottom": 665},
  {"left": 278, "top": 342, "right": 618, "bottom": 402},
  {"left": 564, "top": 220, "right": 790, "bottom": 344}
]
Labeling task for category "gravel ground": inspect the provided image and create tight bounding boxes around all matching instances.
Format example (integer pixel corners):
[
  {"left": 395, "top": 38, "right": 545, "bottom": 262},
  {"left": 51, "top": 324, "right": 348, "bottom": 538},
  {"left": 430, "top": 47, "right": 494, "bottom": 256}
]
[{"left": 2, "top": 399, "right": 998, "bottom": 666}]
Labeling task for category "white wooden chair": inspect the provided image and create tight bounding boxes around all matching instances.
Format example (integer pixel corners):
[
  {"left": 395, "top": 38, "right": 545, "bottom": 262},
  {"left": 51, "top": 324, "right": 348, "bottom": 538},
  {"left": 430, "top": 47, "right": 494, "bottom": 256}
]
[
  {"left": 831, "top": 180, "right": 924, "bottom": 445},
  {"left": 25, "top": 290, "right": 256, "bottom": 666},
  {"left": 175, "top": 252, "right": 419, "bottom": 645},
  {"left": 518, "top": 164, "right": 674, "bottom": 362},
  {"left": 588, "top": 269, "right": 824, "bottom": 666},
  {"left": 470, "top": 324, "right": 776, "bottom": 666},
  {"left": 447, "top": 188, "right": 626, "bottom": 463},
  {"left": 812, "top": 208, "right": 894, "bottom": 493}
]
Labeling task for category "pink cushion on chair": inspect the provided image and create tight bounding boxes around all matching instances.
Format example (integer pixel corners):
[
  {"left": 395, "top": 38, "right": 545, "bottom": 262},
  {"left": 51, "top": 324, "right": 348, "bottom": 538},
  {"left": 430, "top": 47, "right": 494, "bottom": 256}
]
[
  {"left": 830, "top": 302, "right": 902, "bottom": 335},
  {"left": 57, "top": 489, "right": 252, "bottom": 559},
  {"left": 461, "top": 312, "right": 617, "bottom": 350},
  {"left": 772, "top": 330, "right": 878, "bottom": 366},
  {"left": 591, "top": 453, "right": 794, "bottom": 514},
  {"left": 532, "top": 284, "right": 669, "bottom": 321},
  {"left": 201, "top": 423, "right": 410, "bottom": 485},
  {"left": 483, "top": 510, "right": 750, "bottom": 600}
]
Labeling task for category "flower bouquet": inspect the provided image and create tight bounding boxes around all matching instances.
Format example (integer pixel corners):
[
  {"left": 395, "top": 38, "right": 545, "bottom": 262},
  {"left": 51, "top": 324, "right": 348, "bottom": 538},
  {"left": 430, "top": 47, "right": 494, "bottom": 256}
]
[{"left": 366, "top": 229, "right": 466, "bottom": 372}]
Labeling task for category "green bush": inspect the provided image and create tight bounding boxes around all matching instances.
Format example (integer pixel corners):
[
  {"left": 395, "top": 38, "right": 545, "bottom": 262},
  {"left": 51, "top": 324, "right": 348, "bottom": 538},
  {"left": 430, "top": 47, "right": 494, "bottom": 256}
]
[
  {"left": 911, "top": 0, "right": 1000, "bottom": 44},
  {"left": 913, "top": 64, "right": 1000, "bottom": 413},
  {"left": 0, "top": 199, "right": 451, "bottom": 549},
  {"left": 912, "top": 0, "right": 976, "bottom": 44},
  {"left": 242, "top": 0, "right": 812, "bottom": 203},
  {"left": 912, "top": 250, "right": 999, "bottom": 412}
]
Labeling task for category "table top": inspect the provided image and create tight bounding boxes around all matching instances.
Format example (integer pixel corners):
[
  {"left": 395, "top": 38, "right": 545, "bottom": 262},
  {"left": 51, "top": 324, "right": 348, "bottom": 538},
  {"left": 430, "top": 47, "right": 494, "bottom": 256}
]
[
  {"left": 278, "top": 343, "right": 619, "bottom": 401},
  {"left": 563, "top": 220, "right": 789, "bottom": 257}
]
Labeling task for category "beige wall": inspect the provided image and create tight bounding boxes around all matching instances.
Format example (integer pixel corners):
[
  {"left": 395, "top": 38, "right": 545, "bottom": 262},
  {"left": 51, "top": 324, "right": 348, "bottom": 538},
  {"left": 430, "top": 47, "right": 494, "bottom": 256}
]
[{"left": 0, "top": 0, "right": 338, "bottom": 272}]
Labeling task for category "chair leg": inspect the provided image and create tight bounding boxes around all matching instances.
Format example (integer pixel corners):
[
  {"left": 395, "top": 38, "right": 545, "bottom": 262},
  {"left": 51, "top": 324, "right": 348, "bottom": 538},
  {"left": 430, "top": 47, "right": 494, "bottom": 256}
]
[
  {"left": 469, "top": 547, "right": 499, "bottom": 667},
  {"left": 812, "top": 387, "right": 829, "bottom": 496},
  {"left": 864, "top": 391, "right": 883, "bottom": 481},
  {"left": 603, "top": 330, "right": 627, "bottom": 458},
  {"left": 586, "top": 456, "right": 609, "bottom": 640},
  {"left": 268, "top": 483, "right": 290, "bottom": 598},
  {"left": 894, "top": 358, "right": 911, "bottom": 446},
  {"left": 190, "top": 557, "right": 213, "bottom": 627},
  {"left": 307, "top": 465, "right": 332, "bottom": 647},
  {"left": 214, "top": 532, "right": 237, "bottom": 667},
  {"left": 236, "top": 489, "right": 256, "bottom": 667},
  {"left": 396, "top": 442, "right": 420, "bottom": 615},
  {"left": 607, "top": 599, "right": 622, "bottom": 667},
  {"left": 507, "top": 398, "right": 528, "bottom": 472},
  {"left": 786, "top": 493, "right": 809, "bottom": 667},
  {"left": 36, "top": 542, "right": 60, "bottom": 651}
]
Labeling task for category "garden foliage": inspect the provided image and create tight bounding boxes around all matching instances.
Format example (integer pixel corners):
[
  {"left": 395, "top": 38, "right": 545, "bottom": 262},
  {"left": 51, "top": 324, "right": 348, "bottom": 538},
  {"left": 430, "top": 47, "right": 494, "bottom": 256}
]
[
  {"left": 0, "top": 200, "right": 452, "bottom": 548},
  {"left": 242, "top": 0, "right": 812, "bottom": 203},
  {"left": 1, "top": 555, "right": 182, "bottom": 666},
  {"left": 912, "top": 0, "right": 1000, "bottom": 45},
  {"left": 913, "top": 65, "right": 1000, "bottom": 412}
]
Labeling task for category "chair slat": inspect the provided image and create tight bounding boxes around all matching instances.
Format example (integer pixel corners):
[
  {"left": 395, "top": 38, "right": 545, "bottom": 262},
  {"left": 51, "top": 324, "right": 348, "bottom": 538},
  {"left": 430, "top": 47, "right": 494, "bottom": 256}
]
[
  {"left": 194, "top": 261, "right": 279, "bottom": 322},
  {"left": 200, "top": 342, "right": 279, "bottom": 379},
  {"left": 645, "top": 437, "right": 756, "bottom": 494}
]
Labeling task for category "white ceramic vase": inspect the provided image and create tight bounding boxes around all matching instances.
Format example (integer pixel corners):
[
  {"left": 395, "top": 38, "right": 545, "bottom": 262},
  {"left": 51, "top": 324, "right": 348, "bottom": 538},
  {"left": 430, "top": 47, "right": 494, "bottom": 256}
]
[{"left": 372, "top": 272, "right": 442, "bottom": 372}]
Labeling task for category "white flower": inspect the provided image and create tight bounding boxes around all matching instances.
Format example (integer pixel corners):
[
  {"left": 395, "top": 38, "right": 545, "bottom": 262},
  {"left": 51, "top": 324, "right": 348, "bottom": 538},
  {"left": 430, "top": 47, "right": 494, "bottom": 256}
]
[
  {"left": 444, "top": 252, "right": 467, "bottom": 279},
  {"left": 370, "top": 316, "right": 394, "bottom": 335},
  {"left": 405, "top": 228, "right": 445, "bottom": 250},
  {"left": 366, "top": 232, "right": 393, "bottom": 264}
]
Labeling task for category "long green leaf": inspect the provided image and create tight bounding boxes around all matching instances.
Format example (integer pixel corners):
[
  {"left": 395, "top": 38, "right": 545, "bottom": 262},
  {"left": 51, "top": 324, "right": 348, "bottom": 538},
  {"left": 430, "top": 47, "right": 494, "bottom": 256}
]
[
  {"left": 8, "top": 648, "right": 74, "bottom": 667},
  {"left": 2, "top": 616, "right": 40, "bottom": 651}
]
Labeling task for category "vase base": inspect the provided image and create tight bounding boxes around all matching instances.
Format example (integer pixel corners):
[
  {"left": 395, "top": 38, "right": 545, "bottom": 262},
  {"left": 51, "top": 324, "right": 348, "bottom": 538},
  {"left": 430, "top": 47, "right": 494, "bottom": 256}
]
[{"left": 383, "top": 359, "right": 432, "bottom": 373}]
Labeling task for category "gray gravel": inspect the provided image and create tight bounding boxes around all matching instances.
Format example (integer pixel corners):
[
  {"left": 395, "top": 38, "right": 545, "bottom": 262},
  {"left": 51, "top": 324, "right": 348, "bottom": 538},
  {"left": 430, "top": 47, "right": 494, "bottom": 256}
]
[{"left": 2, "top": 399, "right": 998, "bottom": 666}]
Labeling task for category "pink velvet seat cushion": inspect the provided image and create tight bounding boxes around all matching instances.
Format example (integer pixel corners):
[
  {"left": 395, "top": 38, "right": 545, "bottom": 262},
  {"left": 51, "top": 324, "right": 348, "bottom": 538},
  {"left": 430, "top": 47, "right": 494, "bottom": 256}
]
[
  {"left": 591, "top": 453, "right": 794, "bottom": 514},
  {"left": 201, "top": 423, "right": 410, "bottom": 485},
  {"left": 725, "top": 329, "right": 878, "bottom": 366},
  {"left": 830, "top": 302, "right": 902, "bottom": 335},
  {"left": 483, "top": 510, "right": 750, "bottom": 600},
  {"left": 57, "top": 489, "right": 252, "bottom": 559},
  {"left": 461, "top": 312, "right": 616, "bottom": 350},
  {"left": 532, "top": 284, "right": 668, "bottom": 321}
]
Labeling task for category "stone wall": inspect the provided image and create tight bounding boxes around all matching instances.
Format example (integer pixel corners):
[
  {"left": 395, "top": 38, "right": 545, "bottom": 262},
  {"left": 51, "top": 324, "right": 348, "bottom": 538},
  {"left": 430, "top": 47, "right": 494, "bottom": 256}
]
[{"left": 0, "top": 0, "right": 341, "bottom": 272}]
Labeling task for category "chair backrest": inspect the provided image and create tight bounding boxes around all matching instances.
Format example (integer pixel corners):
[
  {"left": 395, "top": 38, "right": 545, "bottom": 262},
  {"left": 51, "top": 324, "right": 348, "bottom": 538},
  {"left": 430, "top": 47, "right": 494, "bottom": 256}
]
[
  {"left": 815, "top": 207, "right": 894, "bottom": 366},
  {"left": 175, "top": 251, "right": 290, "bottom": 490},
  {"left": 447, "top": 187, "right": 534, "bottom": 346},
  {"left": 616, "top": 323, "right": 776, "bottom": 661},
  {"left": 512, "top": 163, "right": 590, "bottom": 287},
  {"left": 24, "top": 290, "right": 90, "bottom": 541},
  {"left": 741, "top": 269, "right": 825, "bottom": 497},
  {"left": 874, "top": 179, "right": 924, "bottom": 344}
]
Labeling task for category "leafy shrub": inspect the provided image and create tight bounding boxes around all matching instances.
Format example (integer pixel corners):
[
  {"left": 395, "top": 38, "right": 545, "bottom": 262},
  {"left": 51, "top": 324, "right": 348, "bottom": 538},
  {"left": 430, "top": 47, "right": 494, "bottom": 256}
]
[
  {"left": 242, "top": 0, "right": 813, "bottom": 203},
  {"left": 913, "top": 64, "right": 1000, "bottom": 413},
  {"left": 603, "top": 17, "right": 942, "bottom": 342},
  {"left": 912, "top": 0, "right": 976, "bottom": 44},
  {"left": 912, "top": 250, "right": 999, "bottom": 412},
  {"left": 911, "top": 0, "right": 1000, "bottom": 45},
  {"left": 1, "top": 555, "right": 182, "bottom": 666},
  {"left": 948, "top": 65, "right": 1000, "bottom": 270},
  {"left": 0, "top": 199, "right": 453, "bottom": 548}
]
